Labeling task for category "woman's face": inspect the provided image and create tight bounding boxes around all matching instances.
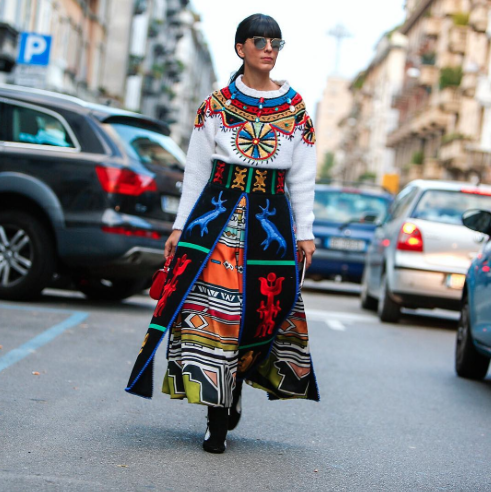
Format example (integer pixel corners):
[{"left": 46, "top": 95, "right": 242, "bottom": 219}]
[{"left": 236, "top": 37, "right": 279, "bottom": 75}]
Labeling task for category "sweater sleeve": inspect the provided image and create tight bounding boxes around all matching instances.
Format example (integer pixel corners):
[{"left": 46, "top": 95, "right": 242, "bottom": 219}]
[
  {"left": 173, "top": 98, "right": 216, "bottom": 230},
  {"left": 285, "top": 113, "right": 317, "bottom": 241}
]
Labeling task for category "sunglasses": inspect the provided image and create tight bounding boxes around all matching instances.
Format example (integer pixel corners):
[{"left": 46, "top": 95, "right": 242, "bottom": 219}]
[{"left": 250, "top": 36, "right": 285, "bottom": 51}]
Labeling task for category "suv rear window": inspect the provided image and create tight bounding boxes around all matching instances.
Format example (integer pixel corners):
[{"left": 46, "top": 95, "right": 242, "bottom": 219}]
[
  {"left": 106, "top": 123, "right": 185, "bottom": 170},
  {"left": 314, "top": 190, "right": 390, "bottom": 223},
  {"left": 412, "top": 190, "right": 491, "bottom": 225}
]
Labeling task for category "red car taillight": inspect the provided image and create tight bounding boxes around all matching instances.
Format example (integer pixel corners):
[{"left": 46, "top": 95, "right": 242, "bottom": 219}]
[
  {"left": 397, "top": 222, "right": 423, "bottom": 252},
  {"left": 102, "top": 226, "right": 161, "bottom": 240},
  {"left": 96, "top": 166, "right": 157, "bottom": 196}
]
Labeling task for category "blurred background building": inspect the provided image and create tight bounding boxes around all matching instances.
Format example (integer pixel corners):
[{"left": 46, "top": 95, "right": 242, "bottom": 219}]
[
  {"left": 320, "top": 0, "right": 491, "bottom": 188},
  {"left": 0, "top": 0, "right": 216, "bottom": 150},
  {"left": 315, "top": 76, "right": 352, "bottom": 180}
]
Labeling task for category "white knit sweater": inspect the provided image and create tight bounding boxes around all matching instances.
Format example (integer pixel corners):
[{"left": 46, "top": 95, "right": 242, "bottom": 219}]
[{"left": 173, "top": 75, "right": 317, "bottom": 240}]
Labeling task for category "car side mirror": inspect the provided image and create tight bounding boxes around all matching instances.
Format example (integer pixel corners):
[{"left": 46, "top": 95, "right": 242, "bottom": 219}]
[{"left": 462, "top": 209, "right": 491, "bottom": 235}]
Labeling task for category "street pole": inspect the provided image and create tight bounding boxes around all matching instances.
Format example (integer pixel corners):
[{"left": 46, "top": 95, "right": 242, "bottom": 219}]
[{"left": 328, "top": 23, "right": 352, "bottom": 75}]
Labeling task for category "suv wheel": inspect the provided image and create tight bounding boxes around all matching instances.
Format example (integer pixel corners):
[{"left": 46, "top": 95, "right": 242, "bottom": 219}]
[
  {"left": 360, "top": 269, "right": 378, "bottom": 311},
  {"left": 0, "top": 211, "right": 55, "bottom": 300},
  {"left": 378, "top": 272, "right": 400, "bottom": 323},
  {"left": 455, "top": 298, "right": 490, "bottom": 379},
  {"left": 74, "top": 276, "right": 149, "bottom": 301}
]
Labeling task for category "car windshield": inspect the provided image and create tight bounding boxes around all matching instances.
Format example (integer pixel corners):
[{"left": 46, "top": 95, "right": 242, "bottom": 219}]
[
  {"left": 106, "top": 123, "right": 186, "bottom": 170},
  {"left": 314, "top": 190, "right": 390, "bottom": 223},
  {"left": 412, "top": 190, "right": 491, "bottom": 225}
]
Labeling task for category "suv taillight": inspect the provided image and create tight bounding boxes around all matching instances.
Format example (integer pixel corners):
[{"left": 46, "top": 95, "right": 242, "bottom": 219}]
[
  {"left": 397, "top": 222, "right": 423, "bottom": 252},
  {"left": 96, "top": 166, "right": 157, "bottom": 196}
]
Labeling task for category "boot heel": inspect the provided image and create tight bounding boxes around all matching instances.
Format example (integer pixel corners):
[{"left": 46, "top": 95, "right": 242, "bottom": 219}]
[
  {"left": 203, "top": 407, "right": 229, "bottom": 453},
  {"left": 228, "top": 380, "right": 243, "bottom": 431}
]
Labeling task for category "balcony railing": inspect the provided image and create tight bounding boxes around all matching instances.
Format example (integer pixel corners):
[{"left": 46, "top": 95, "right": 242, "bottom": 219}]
[
  {"left": 387, "top": 108, "right": 450, "bottom": 147},
  {"left": 424, "top": 17, "right": 442, "bottom": 37},
  {"left": 423, "top": 157, "right": 444, "bottom": 179},
  {"left": 442, "top": 0, "right": 462, "bottom": 16},
  {"left": 406, "top": 165, "right": 424, "bottom": 181},
  {"left": 419, "top": 65, "right": 439, "bottom": 86},
  {"left": 449, "top": 26, "right": 467, "bottom": 54},
  {"left": 461, "top": 72, "right": 478, "bottom": 96},
  {"left": 469, "top": 5, "right": 488, "bottom": 32},
  {"left": 437, "top": 87, "right": 462, "bottom": 113},
  {"left": 439, "top": 137, "right": 470, "bottom": 169}
]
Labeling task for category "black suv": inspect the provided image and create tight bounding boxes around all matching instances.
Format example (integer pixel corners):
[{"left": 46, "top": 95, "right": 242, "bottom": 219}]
[{"left": 0, "top": 84, "right": 184, "bottom": 300}]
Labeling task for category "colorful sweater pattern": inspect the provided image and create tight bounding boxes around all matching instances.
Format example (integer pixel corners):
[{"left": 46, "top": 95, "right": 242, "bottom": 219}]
[{"left": 173, "top": 75, "right": 317, "bottom": 241}]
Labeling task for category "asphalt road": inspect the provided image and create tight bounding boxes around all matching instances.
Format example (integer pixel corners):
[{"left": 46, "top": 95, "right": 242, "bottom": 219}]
[{"left": 1, "top": 282, "right": 491, "bottom": 492}]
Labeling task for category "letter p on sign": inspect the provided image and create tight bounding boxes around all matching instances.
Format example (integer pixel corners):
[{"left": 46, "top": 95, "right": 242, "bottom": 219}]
[{"left": 17, "top": 33, "right": 52, "bottom": 66}]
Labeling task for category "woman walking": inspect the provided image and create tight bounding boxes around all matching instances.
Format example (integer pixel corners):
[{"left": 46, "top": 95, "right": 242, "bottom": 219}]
[{"left": 126, "top": 13, "right": 319, "bottom": 453}]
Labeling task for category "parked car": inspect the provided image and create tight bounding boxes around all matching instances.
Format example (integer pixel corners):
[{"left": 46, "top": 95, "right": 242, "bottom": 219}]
[
  {"left": 361, "top": 180, "right": 491, "bottom": 322},
  {"left": 0, "top": 84, "right": 185, "bottom": 301},
  {"left": 455, "top": 208, "right": 491, "bottom": 379},
  {"left": 308, "top": 182, "right": 393, "bottom": 283}
]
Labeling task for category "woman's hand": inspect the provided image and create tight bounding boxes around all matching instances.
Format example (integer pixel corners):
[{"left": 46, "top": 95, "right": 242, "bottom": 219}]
[
  {"left": 297, "top": 240, "right": 316, "bottom": 269},
  {"left": 164, "top": 229, "right": 182, "bottom": 259}
]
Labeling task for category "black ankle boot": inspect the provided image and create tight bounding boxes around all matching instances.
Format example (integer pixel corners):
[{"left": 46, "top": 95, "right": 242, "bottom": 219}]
[
  {"left": 228, "top": 380, "right": 243, "bottom": 431},
  {"left": 203, "top": 407, "right": 229, "bottom": 453}
]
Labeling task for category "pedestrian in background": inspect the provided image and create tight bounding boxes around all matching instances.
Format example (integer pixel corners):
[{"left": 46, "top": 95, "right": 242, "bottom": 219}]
[{"left": 126, "top": 13, "right": 319, "bottom": 454}]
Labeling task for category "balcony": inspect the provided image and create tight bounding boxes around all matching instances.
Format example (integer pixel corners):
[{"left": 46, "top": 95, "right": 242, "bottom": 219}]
[
  {"left": 449, "top": 26, "right": 468, "bottom": 54},
  {"left": 406, "top": 165, "right": 424, "bottom": 181},
  {"left": 412, "top": 107, "right": 450, "bottom": 135},
  {"left": 419, "top": 65, "right": 439, "bottom": 87},
  {"left": 461, "top": 71, "right": 478, "bottom": 96},
  {"left": 439, "top": 136, "right": 470, "bottom": 170},
  {"left": 387, "top": 108, "right": 450, "bottom": 147},
  {"left": 423, "top": 158, "right": 444, "bottom": 179},
  {"left": 437, "top": 51, "right": 460, "bottom": 68},
  {"left": 424, "top": 17, "right": 442, "bottom": 37},
  {"left": 438, "top": 87, "right": 461, "bottom": 112},
  {"left": 442, "top": 0, "right": 462, "bottom": 15},
  {"left": 469, "top": 4, "right": 488, "bottom": 32}
]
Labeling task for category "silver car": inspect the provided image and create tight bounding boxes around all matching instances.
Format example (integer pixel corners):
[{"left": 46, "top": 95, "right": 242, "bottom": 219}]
[{"left": 361, "top": 180, "right": 491, "bottom": 323}]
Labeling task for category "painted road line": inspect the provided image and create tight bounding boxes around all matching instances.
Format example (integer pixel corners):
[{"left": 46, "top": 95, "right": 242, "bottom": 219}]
[
  {"left": 326, "top": 319, "right": 346, "bottom": 331},
  {"left": 307, "top": 309, "right": 379, "bottom": 323},
  {"left": 0, "top": 305, "right": 88, "bottom": 373}
]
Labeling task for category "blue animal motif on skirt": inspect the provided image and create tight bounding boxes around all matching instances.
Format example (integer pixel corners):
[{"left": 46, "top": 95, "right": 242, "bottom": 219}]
[
  {"left": 256, "top": 199, "right": 287, "bottom": 258},
  {"left": 186, "top": 191, "right": 227, "bottom": 237}
]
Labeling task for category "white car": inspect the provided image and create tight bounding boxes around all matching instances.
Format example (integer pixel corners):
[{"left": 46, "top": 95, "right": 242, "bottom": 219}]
[{"left": 361, "top": 180, "right": 491, "bottom": 323}]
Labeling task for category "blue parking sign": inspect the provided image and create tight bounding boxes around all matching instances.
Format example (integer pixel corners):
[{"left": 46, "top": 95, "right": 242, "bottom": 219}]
[{"left": 17, "top": 33, "right": 52, "bottom": 66}]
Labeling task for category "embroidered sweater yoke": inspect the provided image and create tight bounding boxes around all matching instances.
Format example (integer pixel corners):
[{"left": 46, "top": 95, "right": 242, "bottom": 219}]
[{"left": 173, "top": 75, "right": 317, "bottom": 241}]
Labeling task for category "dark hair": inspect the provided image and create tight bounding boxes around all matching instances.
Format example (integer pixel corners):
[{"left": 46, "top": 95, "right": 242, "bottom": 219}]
[{"left": 229, "top": 13, "right": 282, "bottom": 83}]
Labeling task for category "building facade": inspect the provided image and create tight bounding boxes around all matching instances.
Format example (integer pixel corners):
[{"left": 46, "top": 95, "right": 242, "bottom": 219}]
[
  {"left": 1, "top": 0, "right": 110, "bottom": 100},
  {"left": 124, "top": 0, "right": 216, "bottom": 149},
  {"left": 315, "top": 76, "right": 352, "bottom": 179},
  {"left": 336, "top": 31, "right": 407, "bottom": 185},
  {"left": 0, "top": 0, "right": 216, "bottom": 150},
  {"left": 388, "top": 0, "right": 491, "bottom": 185}
]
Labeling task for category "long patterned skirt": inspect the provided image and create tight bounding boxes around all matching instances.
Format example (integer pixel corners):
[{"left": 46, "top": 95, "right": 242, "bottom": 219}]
[
  {"left": 163, "top": 196, "right": 316, "bottom": 406},
  {"left": 126, "top": 162, "right": 319, "bottom": 404}
]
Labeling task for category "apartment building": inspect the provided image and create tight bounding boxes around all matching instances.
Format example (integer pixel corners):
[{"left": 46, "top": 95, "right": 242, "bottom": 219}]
[
  {"left": 124, "top": 0, "right": 216, "bottom": 148},
  {"left": 335, "top": 31, "right": 407, "bottom": 184},
  {"left": 387, "top": 0, "right": 491, "bottom": 184},
  {"left": 315, "top": 76, "right": 352, "bottom": 178},
  {"left": 1, "top": 0, "right": 110, "bottom": 100}
]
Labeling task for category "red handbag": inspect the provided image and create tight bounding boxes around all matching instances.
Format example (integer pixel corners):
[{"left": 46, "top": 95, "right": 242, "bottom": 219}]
[{"left": 149, "top": 255, "right": 174, "bottom": 300}]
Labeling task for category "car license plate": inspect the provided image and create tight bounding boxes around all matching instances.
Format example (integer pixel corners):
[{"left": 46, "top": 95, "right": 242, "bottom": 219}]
[
  {"left": 446, "top": 273, "right": 466, "bottom": 290},
  {"left": 327, "top": 237, "right": 365, "bottom": 251},
  {"left": 161, "top": 196, "right": 180, "bottom": 213}
]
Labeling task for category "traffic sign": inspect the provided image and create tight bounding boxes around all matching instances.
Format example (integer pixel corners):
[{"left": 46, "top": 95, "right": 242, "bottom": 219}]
[{"left": 17, "top": 32, "right": 52, "bottom": 66}]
